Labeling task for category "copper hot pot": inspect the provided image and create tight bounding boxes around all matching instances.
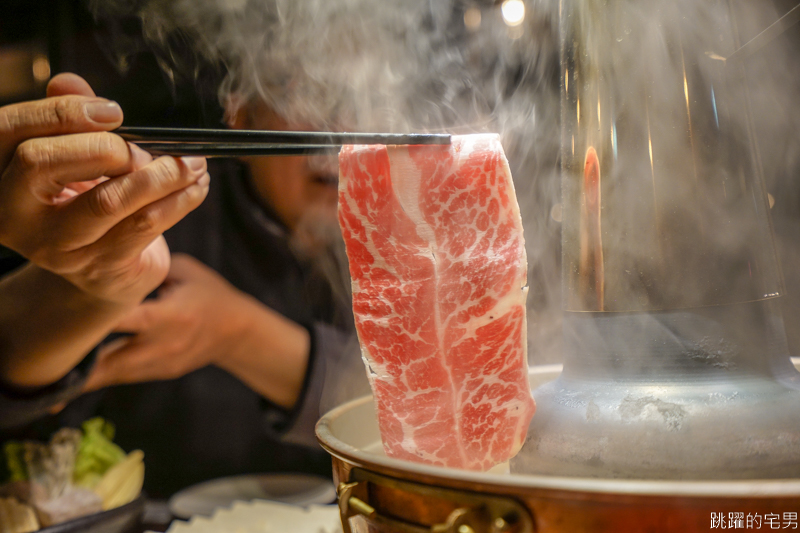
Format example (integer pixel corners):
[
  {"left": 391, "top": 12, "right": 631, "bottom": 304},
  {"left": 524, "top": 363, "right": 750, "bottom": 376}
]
[{"left": 316, "top": 363, "right": 800, "bottom": 533}]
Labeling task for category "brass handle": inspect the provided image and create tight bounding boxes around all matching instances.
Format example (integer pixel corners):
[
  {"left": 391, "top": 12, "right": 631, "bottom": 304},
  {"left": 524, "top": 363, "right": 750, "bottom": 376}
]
[{"left": 336, "top": 469, "right": 534, "bottom": 533}]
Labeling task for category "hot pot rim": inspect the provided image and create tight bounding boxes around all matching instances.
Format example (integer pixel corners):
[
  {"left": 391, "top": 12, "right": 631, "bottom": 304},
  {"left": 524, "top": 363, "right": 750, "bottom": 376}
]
[{"left": 316, "top": 361, "right": 800, "bottom": 499}]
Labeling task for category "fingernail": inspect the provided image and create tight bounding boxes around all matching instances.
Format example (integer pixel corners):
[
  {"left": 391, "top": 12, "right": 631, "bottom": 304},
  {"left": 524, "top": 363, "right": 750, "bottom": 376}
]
[
  {"left": 85, "top": 99, "right": 123, "bottom": 124},
  {"left": 182, "top": 156, "right": 207, "bottom": 172}
]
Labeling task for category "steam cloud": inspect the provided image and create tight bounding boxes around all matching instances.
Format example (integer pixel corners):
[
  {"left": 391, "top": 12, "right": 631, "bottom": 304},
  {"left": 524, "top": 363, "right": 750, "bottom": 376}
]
[
  {"left": 89, "top": 0, "right": 800, "bottom": 372},
  {"left": 90, "top": 0, "right": 565, "bottom": 369}
]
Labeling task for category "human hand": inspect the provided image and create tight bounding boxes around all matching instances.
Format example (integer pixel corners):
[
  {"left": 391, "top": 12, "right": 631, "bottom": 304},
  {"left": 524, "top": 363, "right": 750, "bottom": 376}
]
[
  {"left": 83, "top": 253, "right": 257, "bottom": 390},
  {"left": 84, "top": 253, "right": 311, "bottom": 407},
  {"left": 0, "top": 73, "right": 209, "bottom": 305}
]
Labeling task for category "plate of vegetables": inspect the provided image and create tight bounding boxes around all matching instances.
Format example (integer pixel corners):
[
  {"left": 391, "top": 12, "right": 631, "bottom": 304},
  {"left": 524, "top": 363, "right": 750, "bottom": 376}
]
[{"left": 0, "top": 418, "right": 144, "bottom": 533}]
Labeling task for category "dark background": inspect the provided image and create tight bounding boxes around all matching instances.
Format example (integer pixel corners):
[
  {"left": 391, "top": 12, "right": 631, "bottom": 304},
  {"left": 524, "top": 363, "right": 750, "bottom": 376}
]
[{"left": 0, "top": 0, "right": 224, "bottom": 126}]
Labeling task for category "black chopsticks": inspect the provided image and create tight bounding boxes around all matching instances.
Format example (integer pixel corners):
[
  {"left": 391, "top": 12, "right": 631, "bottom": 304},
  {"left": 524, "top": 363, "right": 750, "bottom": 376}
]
[{"left": 114, "top": 127, "right": 452, "bottom": 157}]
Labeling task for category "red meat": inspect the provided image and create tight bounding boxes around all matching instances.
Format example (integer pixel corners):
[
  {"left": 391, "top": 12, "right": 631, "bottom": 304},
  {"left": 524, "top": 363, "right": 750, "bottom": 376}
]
[{"left": 338, "top": 134, "right": 534, "bottom": 471}]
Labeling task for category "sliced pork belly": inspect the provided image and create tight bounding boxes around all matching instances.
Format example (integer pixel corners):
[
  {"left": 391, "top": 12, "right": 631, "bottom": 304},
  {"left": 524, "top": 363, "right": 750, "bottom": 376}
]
[{"left": 338, "top": 134, "right": 534, "bottom": 471}]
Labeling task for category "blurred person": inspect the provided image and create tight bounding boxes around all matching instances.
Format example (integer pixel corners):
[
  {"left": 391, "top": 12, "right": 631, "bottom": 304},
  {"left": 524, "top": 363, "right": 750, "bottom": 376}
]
[{"left": 0, "top": 74, "right": 363, "bottom": 498}]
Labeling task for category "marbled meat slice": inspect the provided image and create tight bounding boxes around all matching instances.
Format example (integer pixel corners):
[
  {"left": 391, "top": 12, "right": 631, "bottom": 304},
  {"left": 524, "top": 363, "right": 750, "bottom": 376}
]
[{"left": 338, "top": 134, "right": 535, "bottom": 471}]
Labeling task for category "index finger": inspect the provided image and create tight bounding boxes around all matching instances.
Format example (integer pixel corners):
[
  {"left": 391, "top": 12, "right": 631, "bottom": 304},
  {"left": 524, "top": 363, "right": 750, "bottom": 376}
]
[{"left": 0, "top": 95, "right": 123, "bottom": 169}]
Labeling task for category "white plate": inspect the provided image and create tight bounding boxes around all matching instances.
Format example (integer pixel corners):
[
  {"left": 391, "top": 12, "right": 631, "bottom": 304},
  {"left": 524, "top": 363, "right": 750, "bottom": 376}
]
[{"left": 168, "top": 473, "right": 336, "bottom": 518}]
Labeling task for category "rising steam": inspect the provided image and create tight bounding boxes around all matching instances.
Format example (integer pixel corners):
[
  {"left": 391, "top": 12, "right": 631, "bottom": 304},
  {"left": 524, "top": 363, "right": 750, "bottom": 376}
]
[
  {"left": 90, "top": 0, "right": 565, "bottom": 367},
  {"left": 89, "top": 0, "right": 800, "bottom": 369}
]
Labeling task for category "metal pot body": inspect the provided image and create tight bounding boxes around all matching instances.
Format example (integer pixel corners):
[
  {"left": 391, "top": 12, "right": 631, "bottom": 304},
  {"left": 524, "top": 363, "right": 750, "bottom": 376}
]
[{"left": 514, "top": 300, "right": 800, "bottom": 479}]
